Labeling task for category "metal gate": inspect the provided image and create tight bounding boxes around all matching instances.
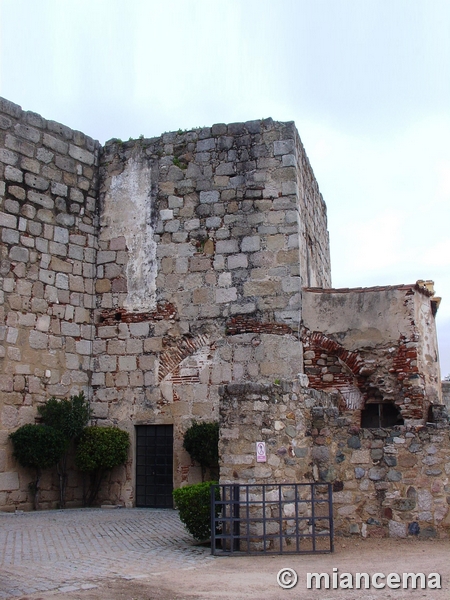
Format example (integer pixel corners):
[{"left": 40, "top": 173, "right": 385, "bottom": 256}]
[
  {"left": 211, "top": 483, "right": 333, "bottom": 555},
  {"left": 136, "top": 425, "right": 173, "bottom": 508}
]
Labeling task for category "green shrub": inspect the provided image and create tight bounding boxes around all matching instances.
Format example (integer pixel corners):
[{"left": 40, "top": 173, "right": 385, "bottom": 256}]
[
  {"left": 75, "top": 426, "right": 130, "bottom": 506},
  {"left": 38, "top": 392, "right": 91, "bottom": 441},
  {"left": 9, "top": 424, "right": 67, "bottom": 510},
  {"left": 10, "top": 424, "right": 68, "bottom": 470},
  {"left": 38, "top": 392, "right": 91, "bottom": 508},
  {"left": 173, "top": 481, "right": 219, "bottom": 541},
  {"left": 183, "top": 421, "right": 219, "bottom": 481},
  {"left": 76, "top": 426, "right": 130, "bottom": 471}
]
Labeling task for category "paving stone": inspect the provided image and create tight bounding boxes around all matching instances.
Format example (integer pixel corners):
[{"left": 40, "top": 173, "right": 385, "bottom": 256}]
[{"left": 0, "top": 509, "right": 210, "bottom": 598}]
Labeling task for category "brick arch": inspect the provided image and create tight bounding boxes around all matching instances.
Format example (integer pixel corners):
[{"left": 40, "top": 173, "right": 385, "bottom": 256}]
[
  {"left": 302, "top": 330, "right": 364, "bottom": 376},
  {"left": 302, "top": 329, "right": 366, "bottom": 409},
  {"left": 158, "top": 333, "right": 212, "bottom": 382}
]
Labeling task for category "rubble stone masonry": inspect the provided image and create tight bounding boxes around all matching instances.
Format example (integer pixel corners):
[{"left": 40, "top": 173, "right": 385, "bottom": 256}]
[
  {"left": 443, "top": 381, "right": 450, "bottom": 412},
  {"left": 220, "top": 380, "right": 450, "bottom": 539}
]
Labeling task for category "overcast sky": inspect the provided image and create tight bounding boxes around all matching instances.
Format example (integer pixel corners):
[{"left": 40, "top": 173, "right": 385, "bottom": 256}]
[{"left": 1, "top": 0, "right": 449, "bottom": 375}]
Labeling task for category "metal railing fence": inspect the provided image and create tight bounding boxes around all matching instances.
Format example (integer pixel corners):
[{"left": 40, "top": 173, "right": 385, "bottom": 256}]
[{"left": 211, "top": 482, "right": 333, "bottom": 555}]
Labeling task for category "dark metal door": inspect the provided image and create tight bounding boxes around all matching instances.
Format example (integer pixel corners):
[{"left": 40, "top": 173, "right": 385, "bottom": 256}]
[{"left": 136, "top": 425, "right": 173, "bottom": 508}]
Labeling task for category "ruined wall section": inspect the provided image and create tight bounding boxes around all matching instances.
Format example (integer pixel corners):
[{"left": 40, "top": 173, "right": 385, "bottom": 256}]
[
  {"left": 0, "top": 98, "right": 100, "bottom": 508},
  {"left": 414, "top": 290, "right": 442, "bottom": 407},
  {"left": 220, "top": 380, "right": 450, "bottom": 539},
  {"left": 93, "top": 120, "right": 331, "bottom": 502},
  {"left": 302, "top": 284, "right": 441, "bottom": 425}
]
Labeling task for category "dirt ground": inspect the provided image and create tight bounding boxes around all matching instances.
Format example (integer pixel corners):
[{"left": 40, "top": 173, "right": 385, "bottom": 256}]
[{"left": 17, "top": 537, "right": 450, "bottom": 600}]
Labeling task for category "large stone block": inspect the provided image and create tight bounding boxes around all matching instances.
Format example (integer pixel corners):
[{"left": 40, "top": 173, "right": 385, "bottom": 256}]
[
  {"left": 216, "top": 287, "right": 237, "bottom": 303},
  {"left": 243, "top": 280, "right": 279, "bottom": 297},
  {"left": 0, "top": 148, "right": 18, "bottom": 165},
  {"left": 25, "top": 173, "right": 49, "bottom": 191},
  {"left": 1, "top": 405, "right": 18, "bottom": 429},
  {"left": 199, "top": 190, "right": 220, "bottom": 204},
  {"left": 273, "top": 139, "right": 295, "bottom": 155},
  {"left": 5, "top": 134, "right": 35, "bottom": 157},
  {"left": 68, "top": 144, "right": 95, "bottom": 165},
  {"left": 28, "top": 190, "right": 54, "bottom": 209},
  {"left": 43, "top": 133, "right": 69, "bottom": 154},
  {"left": 241, "top": 236, "right": 261, "bottom": 252},
  {"left": 0, "top": 472, "right": 19, "bottom": 492},
  {"left": 14, "top": 123, "right": 40, "bottom": 143},
  {"left": 216, "top": 239, "right": 239, "bottom": 254},
  {"left": 2, "top": 228, "right": 19, "bottom": 244}
]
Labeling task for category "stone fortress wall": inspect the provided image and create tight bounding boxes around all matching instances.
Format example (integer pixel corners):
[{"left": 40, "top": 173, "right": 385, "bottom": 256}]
[
  {"left": 0, "top": 96, "right": 447, "bottom": 540},
  {"left": 0, "top": 98, "right": 100, "bottom": 507},
  {"left": 92, "top": 117, "right": 330, "bottom": 502},
  {"left": 0, "top": 97, "right": 331, "bottom": 508}
]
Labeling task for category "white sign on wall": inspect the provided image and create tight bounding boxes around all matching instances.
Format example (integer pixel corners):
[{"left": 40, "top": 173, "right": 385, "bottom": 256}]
[{"left": 256, "top": 441, "right": 267, "bottom": 463}]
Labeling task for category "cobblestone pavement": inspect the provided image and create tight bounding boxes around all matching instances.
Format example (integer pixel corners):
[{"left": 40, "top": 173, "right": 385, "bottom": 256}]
[{"left": 0, "top": 508, "right": 211, "bottom": 599}]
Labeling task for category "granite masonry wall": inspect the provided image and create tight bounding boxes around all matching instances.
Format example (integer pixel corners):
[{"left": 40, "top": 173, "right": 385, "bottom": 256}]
[
  {"left": 93, "top": 120, "right": 331, "bottom": 503},
  {"left": 0, "top": 98, "right": 333, "bottom": 509},
  {"left": 0, "top": 97, "right": 100, "bottom": 509},
  {"left": 220, "top": 380, "right": 450, "bottom": 539}
]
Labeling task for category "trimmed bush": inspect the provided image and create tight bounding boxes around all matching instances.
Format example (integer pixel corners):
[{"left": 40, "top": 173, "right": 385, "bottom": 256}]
[
  {"left": 9, "top": 424, "right": 67, "bottom": 510},
  {"left": 183, "top": 421, "right": 219, "bottom": 481},
  {"left": 75, "top": 426, "right": 129, "bottom": 471},
  {"left": 75, "top": 426, "right": 130, "bottom": 506},
  {"left": 173, "top": 481, "right": 219, "bottom": 541}
]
